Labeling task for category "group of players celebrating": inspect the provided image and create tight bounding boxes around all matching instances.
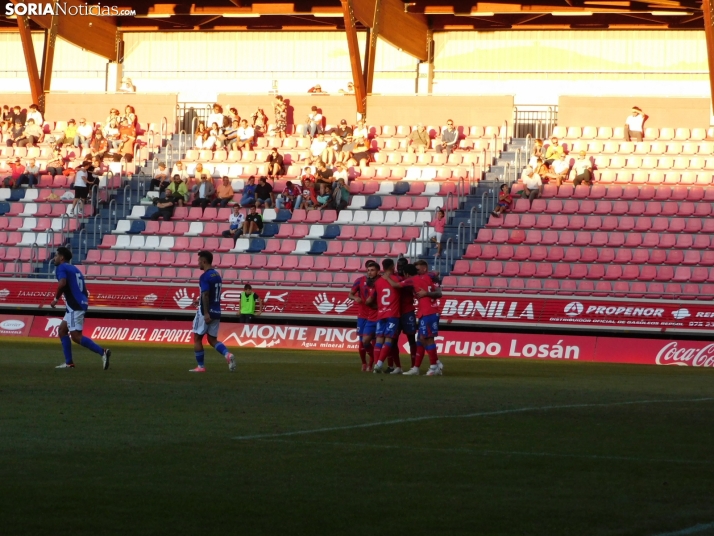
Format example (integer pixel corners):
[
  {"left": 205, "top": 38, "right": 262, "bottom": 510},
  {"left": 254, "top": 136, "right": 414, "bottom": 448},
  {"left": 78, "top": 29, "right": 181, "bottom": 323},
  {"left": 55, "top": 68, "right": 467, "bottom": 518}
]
[
  {"left": 50, "top": 247, "right": 442, "bottom": 376},
  {"left": 349, "top": 258, "right": 444, "bottom": 376}
]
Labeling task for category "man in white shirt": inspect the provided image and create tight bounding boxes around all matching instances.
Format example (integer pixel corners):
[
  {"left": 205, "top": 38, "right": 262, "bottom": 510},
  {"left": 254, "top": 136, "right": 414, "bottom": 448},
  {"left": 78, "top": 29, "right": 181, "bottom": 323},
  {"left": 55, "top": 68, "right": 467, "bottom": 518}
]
[
  {"left": 352, "top": 120, "right": 368, "bottom": 140},
  {"left": 16, "top": 158, "right": 40, "bottom": 188},
  {"left": 521, "top": 166, "right": 542, "bottom": 201},
  {"left": 571, "top": 150, "right": 594, "bottom": 186},
  {"left": 435, "top": 120, "right": 458, "bottom": 155},
  {"left": 26, "top": 104, "right": 43, "bottom": 127},
  {"left": 625, "top": 106, "right": 645, "bottom": 142},
  {"left": 222, "top": 205, "right": 245, "bottom": 243},
  {"left": 547, "top": 152, "right": 571, "bottom": 186},
  {"left": 170, "top": 161, "right": 190, "bottom": 183},
  {"left": 333, "top": 162, "right": 348, "bottom": 182},
  {"left": 75, "top": 118, "right": 94, "bottom": 148},
  {"left": 235, "top": 119, "right": 254, "bottom": 153},
  {"left": 70, "top": 163, "right": 89, "bottom": 215},
  {"left": 310, "top": 133, "right": 328, "bottom": 160},
  {"left": 306, "top": 106, "right": 323, "bottom": 138}
]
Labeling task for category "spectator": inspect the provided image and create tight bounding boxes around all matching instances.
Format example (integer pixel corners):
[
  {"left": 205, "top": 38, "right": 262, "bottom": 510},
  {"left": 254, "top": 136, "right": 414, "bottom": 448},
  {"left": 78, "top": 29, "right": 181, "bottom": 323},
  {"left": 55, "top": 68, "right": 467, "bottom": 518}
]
[
  {"left": 491, "top": 183, "right": 513, "bottom": 218},
  {"left": 150, "top": 162, "right": 170, "bottom": 191},
  {"left": 520, "top": 166, "right": 542, "bottom": 201},
  {"left": 528, "top": 138, "right": 544, "bottom": 168},
  {"left": 74, "top": 118, "right": 93, "bottom": 148},
  {"left": 240, "top": 176, "right": 257, "bottom": 206},
  {"left": 306, "top": 106, "right": 322, "bottom": 138},
  {"left": 123, "top": 106, "right": 137, "bottom": 128},
  {"left": 21, "top": 118, "right": 43, "bottom": 147},
  {"left": 105, "top": 108, "right": 120, "bottom": 127},
  {"left": 117, "top": 118, "right": 136, "bottom": 161},
  {"left": 191, "top": 175, "right": 215, "bottom": 210},
  {"left": 170, "top": 161, "right": 190, "bottom": 183},
  {"left": 572, "top": 150, "right": 594, "bottom": 186},
  {"left": 325, "top": 130, "right": 345, "bottom": 164},
  {"left": 207, "top": 104, "right": 225, "bottom": 132},
  {"left": 62, "top": 119, "right": 79, "bottom": 148},
  {"left": 1, "top": 105, "right": 11, "bottom": 132},
  {"left": 211, "top": 176, "right": 234, "bottom": 208},
  {"left": 544, "top": 136, "right": 564, "bottom": 166},
  {"left": 226, "top": 107, "right": 240, "bottom": 125},
  {"left": 254, "top": 176, "right": 274, "bottom": 209},
  {"left": 150, "top": 198, "right": 175, "bottom": 221},
  {"left": 315, "top": 161, "right": 334, "bottom": 186},
  {"left": 103, "top": 120, "right": 121, "bottom": 150},
  {"left": 222, "top": 205, "right": 245, "bottom": 243},
  {"left": 5, "top": 120, "right": 24, "bottom": 147},
  {"left": 428, "top": 208, "right": 446, "bottom": 257},
  {"left": 194, "top": 121, "right": 207, "bottom": 149},
  {"left": 333, "top": 162, "right": 348, "bottom": 182},
  {"left": 436, "top": 120, "right": 458, "bottom": 155},
  {"left": 10, "top": 105, "right": 25, "bottom": 126},
  {"left": 89, "top": 158, "right": 107, "bottom": 187},
  {"left": 273, "top": 95, "right": 287, "bottom": 139},
  {"left": 544, "top": 152, "right": 570, "bottom": 186},
  {"left": 625, "top": 106, "right": 646, "bottom": 142},
  {"left": 534, "top": 158, "right": 549, "bottom": 182},
  {"left": 237, "top": 284, "right": 262, "bottom": 323},
  {"left": 297, "top": 180, "right": 317, "bottom": 211},
  {"left": 310, "top": 133, "right": 328, "bottom": 162},
  {"left": 352, "top": 119, "right": 368, "bottom": 140},
  {"left": 46, "top": 148, "right": 65, "bottom": 177},
  {"left": 118, "top": 77, "right": 136, "bottom": 92},
  {"left": 307, "top": 84, "right": 325, "bottom": 94},
  {"left": 301, "top": 166, "right": 316, "bottom": 181},
  {"left": 70, "top": 162, "right": 89, "bottom": 215},
  {"left": 333, "top": 119, "right": 353, "bottom": 163},
  {"left": 251, "top": 108, "right": 268, "bottom": 134},
  {"left": 193, "top": 163, "right": 211, "bottom": 182},
  {"left": 87, "top": 131, "right": 107, "bottom": 160},
  {"left": 347, "top": 137, "right": 371, "bottom": 167},
  {"left": 167, "top": 174, "right": 188, "bottom": 206},
  {"left": 266, "top": 147, "right": 284, "bottom": 178},
  {"left": 205, "top": 122, "right": 220, "bottom": 150},
  {"left": 243, "top": 205, "right": 263, "bottom": 237},
  {"left": 408, "top": 124, "right": 430, "bottom": 154},
  {"left": 85, "top": 159, "right": 99, "bottom": 197},
  {"left": 16, "top": 158, "right": 39, "bottom": 188},
  {"left": 276, "top": 180, "right": 300, "bottom": 210},
  {"left": 26, "top": 104, "right": 42, "bottom": 126},
  {"left": 316, "top": 183, "right": 331, "bottom": 209},
  {"left": 235, "top": 119, "right": 254, "bottom": 153},
  {"left": 2, "top": 158, "right": 24, "bottom": 187},
  {"left": 329, "top": 178, "right": 349, "bottom": 212},
  {"left": 224, "top": 119, "right": 239, "bottom": 151}
]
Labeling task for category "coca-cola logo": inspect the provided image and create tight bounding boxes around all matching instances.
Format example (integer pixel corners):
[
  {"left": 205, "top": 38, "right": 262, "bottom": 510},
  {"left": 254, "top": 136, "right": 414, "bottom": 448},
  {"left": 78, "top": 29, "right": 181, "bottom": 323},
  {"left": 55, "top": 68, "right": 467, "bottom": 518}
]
[{"left": 656, "top": 342, "right": 714, "bottom": 367}]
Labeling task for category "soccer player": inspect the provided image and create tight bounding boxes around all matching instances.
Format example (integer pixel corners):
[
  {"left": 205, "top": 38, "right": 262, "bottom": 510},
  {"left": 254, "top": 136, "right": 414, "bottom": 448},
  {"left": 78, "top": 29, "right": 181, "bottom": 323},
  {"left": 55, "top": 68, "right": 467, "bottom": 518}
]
[
  {"left": 371, "top": 259, "right": 403, "bottom": 374},
  {"left": 395, "top": 258, "right": 418, "bottom": 369},
  {"left": 349, "top": 260, "right": 379, "bottom": 372},
  {"left": 49, "top": 247, "right": 111, "bottom": 369},
  {"left": 190, "top": 250, "right": 236, "bottom": 373},
  {"left": 384, "top": 259, "right": 443, "bottom": 376}
]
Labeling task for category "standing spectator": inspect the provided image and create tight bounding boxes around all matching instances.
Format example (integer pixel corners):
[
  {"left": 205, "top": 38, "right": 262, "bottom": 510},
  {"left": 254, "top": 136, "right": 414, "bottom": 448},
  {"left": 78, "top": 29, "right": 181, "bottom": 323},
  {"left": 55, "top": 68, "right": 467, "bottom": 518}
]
[
  {"left": 170, "top": 161, "right": 190, "bottom": 182},
  {"left": 625, "top": 106, "right": 646, "bottom": 142},
  {"left": 310, "top": 133, "right": 328, "bottom": 162},
  {"left": 243, "top": 206, "right": 263, "bottom": 237},
  {"left": 150, "top": 162, "right": 170, "bottom": 191},
  {"left": 207, "top": 104, "right": 225, "bottom": 133},
  {"left": 528, "top": 138, "right": 544, "bottom": 168},
  {"left": 254, "top": 176, "right": 274, "bottom": 209},
  {"left": 191, "top": 175, "right": 216, "bottom": 210},
  {"left": 520, "top": 166, "right": 542, "bottom": 201},
  {"left": 75, "top": 119, "right": 93, "bottom": 148},
  {"left": 315, "top": 161, "right": 334, "bottom": 186},
  {"left": 5, "top": 120, "right": 24, "bottom": 147},
  {"left": 240, "top": 176, "right": 257, "bottom": 206},
  {"left": 227, "top": 107, "right": 240, "bottom": 124},
  {"left": 408, "top": 124, "right": 430, "bottom": 154},
  {"left": 222, "top": 205, "right": 245, "bottom": 243},
  {"left": 150, "top": 198, "right": 175, "bottom": 221},
  {"left": 266, "top": 147, "right": 284, "bottom": 178},
  {"left": 16, "top": 158, "right": 39, "bottom": 188},
  {"left": 544, "top": 136, "right": 564, "bottom": 166},
  {"left": 89, "top": 157, "right": 107, "bottom": 187},
  {"left": 491, "top": 183, "right": 513, "bottom": 218},
  {"left": 118, "top": 77, "right": 136, "bottom": 92},
  {"left": 211, "top": 176, "right": 234, "bottom": 208},
  {"left": 46, "top": 148, "right": 65, "bottom": 177},
  {"left": 329, "top": 178, "right": 349, "bottom": 213},
  {"left": 572, "top": 150, "right": 594, "bottom": 186},
  {"left": 70, "top": 162, "right": 89, "bottom": 215},
  {"left": 26, "top": 104, "right": 42, "bottom": 126},
  {"left": 427, "top": 208, "right": 446, "bottom": 257},
  {"left": 276, "top": 180, "right": 300, "bottom": 210},
  {"left": 20, "top": 118, "right": 43, "bottom": 147},
  {"left": 436, "top": 120, "right": 458, "bottom": 155},
  {"left": 306, "top": 106, "right": 322, "bottom": 138},
  {"left": 235, "top": 119, "right": 254, "bottom": 154},
  {"left": 167, "top": 174, "right": 188, "bottom": 206},
  {"left": 273, "top": 95, "right": 287, "bottom": 139},
  {"left": 236, "top": 284, "right": 262, "bottom": 323},
  {"left": 224, "top": 119, "right": 239, "bottom": 150},
  {"left": 89, "top": 131, "right": 108, "bottom": 160}
]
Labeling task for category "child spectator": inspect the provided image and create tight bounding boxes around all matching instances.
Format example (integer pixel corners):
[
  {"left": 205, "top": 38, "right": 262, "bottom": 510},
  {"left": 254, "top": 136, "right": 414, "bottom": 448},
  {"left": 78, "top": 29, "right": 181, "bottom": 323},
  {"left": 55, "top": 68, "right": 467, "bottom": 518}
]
[{"left": 491, "top": 184, "right": 513, "bottom": 218}]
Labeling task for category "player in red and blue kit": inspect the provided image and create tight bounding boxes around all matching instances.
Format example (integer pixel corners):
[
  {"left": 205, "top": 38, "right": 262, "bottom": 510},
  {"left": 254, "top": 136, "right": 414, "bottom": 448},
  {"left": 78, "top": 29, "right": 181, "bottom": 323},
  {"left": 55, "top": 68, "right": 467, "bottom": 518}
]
[
  {"left": 395, "top": 258, "right": 418, "bottom": 369},
  {"left": 189, "top": 250, "right": 236, "bottom": 372},
  {"left": 349, "top": 260, "right": 379, "bottom": 371},
  {"left": 384, "top": 259, "right": 443, "bottom": 376},
  {"left": 371, "top": 259, "right": 403, "bottom": 374},
  {"left": 50, "top": 246, "right": 111, "bottom": 369}
]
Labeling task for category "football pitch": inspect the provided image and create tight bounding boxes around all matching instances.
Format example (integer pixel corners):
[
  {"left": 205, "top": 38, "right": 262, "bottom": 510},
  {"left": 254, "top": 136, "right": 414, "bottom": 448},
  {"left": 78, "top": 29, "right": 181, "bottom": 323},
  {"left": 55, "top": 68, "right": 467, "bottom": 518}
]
[{"left": 1, "top": 339, "right": 713, "bottom": 536}]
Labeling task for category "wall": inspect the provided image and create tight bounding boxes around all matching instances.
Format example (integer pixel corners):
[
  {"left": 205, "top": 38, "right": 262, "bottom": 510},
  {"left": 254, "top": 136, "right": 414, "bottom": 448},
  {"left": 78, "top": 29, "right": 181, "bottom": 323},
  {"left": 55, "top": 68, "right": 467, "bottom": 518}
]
[
  {"left": 43, "top": 93, "right": 177, "bottom": 127},
  {"left": 558, "top": 96, "right": 711, "bottom": 129},
  {"left": 216, "top": 94, "right": 358, "bottom": 127}
]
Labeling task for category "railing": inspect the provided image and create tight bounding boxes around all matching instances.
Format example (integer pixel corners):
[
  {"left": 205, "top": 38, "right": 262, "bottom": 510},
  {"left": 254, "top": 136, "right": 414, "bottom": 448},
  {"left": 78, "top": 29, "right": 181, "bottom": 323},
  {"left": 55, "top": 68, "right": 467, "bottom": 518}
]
[
  {"left": 457, "top": 176, "right": 466, "bottom": 207},
  {"left": 407, "top": 237, "right": 418, "bottom": 262},
  {"left": 107, "top": 198, "right": 117, "bottom": 234},
  {"left": 165, "top": 141, "right": 175, "bottom": 170},
  {"left": 160, "top": 117, "right": 168, "bottom": 143},
  {"left": 469, "top": 206, "right": 478, "bottom": 243},
  {"left": 91, "top": 213, "right": 102, "bottom": 246},
  {"left": 513, "top": 106, "right": 558, "bottom": 139},
  {"left": 121, "top": 184, "right": 132, "bottom": 218},
  {"left": 90, "top": 184, "right": 100, "bottom": 214},
  {"left": 29, "top": 243, "right": 39, "bottom": 275},
  {"left": 444, "top": 192, "right": 456, "bottom": 221},
  {"left": 502, "top": 119, "right": 509, "bottom": 146},
  {"left": 176, "top": 103, "right": 213, "bottom": 135},
  {"left": 178, "top": 132, "right": 186, "bottom": 161},
  {"left": 77, "top": 228, "right": 86, "bottom": 263},
  {"left": 456, "top": 221, "right": 467, "bottom": 255}
]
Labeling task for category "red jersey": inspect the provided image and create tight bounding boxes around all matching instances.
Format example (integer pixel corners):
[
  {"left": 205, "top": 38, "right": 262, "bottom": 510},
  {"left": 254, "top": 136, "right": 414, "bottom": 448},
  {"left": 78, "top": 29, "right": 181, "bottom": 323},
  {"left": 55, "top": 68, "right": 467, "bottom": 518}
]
[
  {"left": 401, "top": 274, "right": 440, "bottom": 318},
  {"left": 399, "top": 283, "right": 416, "bottom": 314},
  {"left": 374, "top": 274, "right": 402, "bottom": 320},
  {"left": 351, "top": 276, "right": 377, "bottom": 321}
]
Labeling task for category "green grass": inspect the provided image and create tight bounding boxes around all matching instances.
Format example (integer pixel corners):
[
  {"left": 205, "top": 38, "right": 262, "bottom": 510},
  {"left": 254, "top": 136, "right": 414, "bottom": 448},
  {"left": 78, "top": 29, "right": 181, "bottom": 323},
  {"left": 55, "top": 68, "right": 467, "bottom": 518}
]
[{"left": 1, "top": 339, "right": 714, "bottom": 536}]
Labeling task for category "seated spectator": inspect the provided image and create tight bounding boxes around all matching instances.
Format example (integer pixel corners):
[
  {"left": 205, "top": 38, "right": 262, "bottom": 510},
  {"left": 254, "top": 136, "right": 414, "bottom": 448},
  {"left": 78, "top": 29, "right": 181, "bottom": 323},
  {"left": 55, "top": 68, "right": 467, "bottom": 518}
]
[
  {"left": 222, "top": 205, "right": 245, "bottom": 243},
  {"left": 625, "top": 106, "right": 646, "bottom": 142},
  {"left": 297, "top": 181, "right": 317, "bottom": 211},
  {"left": 89, "top": 130, "right": 108, "bottom": 160},
  {"left": 276, "top": 180, "right": 300, "bottom": 211},
  {"left": 243, "top": 206, "right": 263, "bottom": 237},
  {"left": 193, "top": 121, "right": 207, "bottom": 149},
  {"left": 544, "top": 136, "right": 564, "bottom": 166},
  {"left": 329, "top": 178, "right": 349, "bottom": 213},
  {"left": 193, "top": 163, "right": 211, "bottom": 182},
  {"left": 151, "top": 198, "right": 175, "bottom": 221},
  {"left": 240, "top": 176, "right": 257, "bottom": 206},
  {"left": 123, "top": 106, "right": 137, "bottom": 128},
  {"left": 435, "top": 120, "right": 458, "bottom": 155},
  {"left": 520, "top": 166, "right": 542, "bottom": 201},
  {"left": 491, "top": 183, "right": 513, "bottom": 218},
  {"left": 10, "top": 105, "right": 25, "bottom": 126},
  {"left": 325, "top": 130, "right": 344, "bottom": 164},
  {"left": 103, "top": 120, "right": 121, "bottom": 150},
  {"left": 118, "top": 77, "right": 136, "bottom": 92},
  {"left": 301, "top": 166, "right": 316, "bottom": 181},
  {"left": 207, "top": 104, "right": 225, "bottom": 134},
  {"left": 316, "top": 183, "right": 331, "bottom": 209},
  {"left": 572, "top": 150, "right": 594, "bottom": 186},
  {"left": 306, "top": 106, "right": 322, "bottom": 138},
  {"left": 352, "top": 119, "right": 368, "bottom": 141},
  {"left": 205, "top": 122, "right": 220, "bottom": 150},
  {"left": 89, "top": 158, "right": 107, "bottom": 186},
  {"left": 21, "top": 118, "right": 43, "bottom": 147},
  {"left": 2, "top": 158, "right": 24, "bottom": 187},
  {"left": 254, "top": 176, "right": 274, "bottom": 209},
  {"left": 224, "top": 119, "right": 239, "bottom": 150},
  {"left": 116, "top": 118, "right": 136, "bottom": 161},
  {"left": 266, "top": 147, "right": 284, "bottom": 178},
  {"left": 27, "top": 104, "right": 42, "bottom": 126},
  {"left": 408, "top": 124, "right": 429, "bottom": 154},
  {"left": 310, "top": 133, "right": 328, "bottom": 162},
  {"left": 211, "top": 176, "right": 234, "bottom": 208},
  {"left": 5, "top": 121, "right": 24, "bottom": 147},
  {"left": 315, "top": 161, "right": 334, "bottom": 185},
  {"left": 534, "top": 158, "right": 549, "bottom": 182},
  {"left": 191, "top": 175, "right": 216, "bottom": 210},
  {"left": 46, "top": 149, "right": 65, "bottom": 177},
  {"left": 70, "top": 162, "right": 90, "bottom": 215},
  {"left": 347, "top": 137, "right": 371, "bottom": 167},
  {"left": 62, "top": 119, "right": 79, "bottom": 147},
  {"left": 333, "top": 162, "right": 348, "bottom": 182},
  {"left": 528, "top": 138, "right": 544, "bottom": 168},
  {"left": 1, "top": 105, "right": 11, "bottom": 132},
  {"left": 544, "top": 152, "right": 570, "bottom": 186},
  {"left": 427, "top": 208, "right": 446, "bottom": 257},
  {"left": 235, "top": 119, "right": 254, "bottom": 153},
  {"left": 150, "top": 162, "right": 170, "bottom": 191},
  {"left": 333, "top": 119, "right": 353, "bottom": 163},
  {"left": 167, "top": 174, "right": 188, "bottom": 206},
  {"left": 170, "top": 161, "right": 190, "bottom": 183},
  {"left": 251, "top": 108, "right": 268, "bottom": 134},
  {"left": 105, "top": 108, "right": 120, "bottom": 127},
  {"left": 16, "top": 158, "right": 39, "bottom": 188},
  {"left": 307, "top": 84, "right": 324, "bottom": 94},
  {"left": 72, "top": 118, "right": 90, "bottom": 149}
]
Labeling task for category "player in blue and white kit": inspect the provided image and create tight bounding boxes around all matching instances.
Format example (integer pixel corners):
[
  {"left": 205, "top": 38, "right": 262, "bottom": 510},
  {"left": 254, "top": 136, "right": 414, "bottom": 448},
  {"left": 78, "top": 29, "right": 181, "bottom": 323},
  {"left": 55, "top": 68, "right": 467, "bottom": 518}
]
[
  {"left": 50, "top": 246, "right": 111, "bottom": 370},
  {"left": 189, "top": 250, "right": 236, "bottom": 372}
]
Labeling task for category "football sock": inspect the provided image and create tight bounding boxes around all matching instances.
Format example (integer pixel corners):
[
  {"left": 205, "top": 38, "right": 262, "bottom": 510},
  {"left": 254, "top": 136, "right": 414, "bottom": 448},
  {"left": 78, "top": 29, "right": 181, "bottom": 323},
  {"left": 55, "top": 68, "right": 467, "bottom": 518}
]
[
  {"left": 195, "top": 351, "right": 205, "bottom": 367},
  {"left": 373, "top": 341, "right": 383, "bottom": 365},
  {"left": 80, "top": 336, "right": 104, "bottom": 356},
  {"left": 60, "top": 335, "right": 73, "bottom": 364},
  {"left": 365, "top": 339, "right": 374, "bottom": 366},
  {"left": 415, "top": 340, "right": 425, "bottom": 368},
  {"left": 408, "top": 335, "right": 417, "bottom": 368},
  {"left": 214, "top": 342, "right": 229, "bottom": 357},
  {"left": 379, "top": 340, "right": 392, "bottom": 364},
  {"left": 426, "top": 343, "right": 438, "bottom": 366},
  {"left": 358, "top": 340, "right": 366, "bottom": 364}
]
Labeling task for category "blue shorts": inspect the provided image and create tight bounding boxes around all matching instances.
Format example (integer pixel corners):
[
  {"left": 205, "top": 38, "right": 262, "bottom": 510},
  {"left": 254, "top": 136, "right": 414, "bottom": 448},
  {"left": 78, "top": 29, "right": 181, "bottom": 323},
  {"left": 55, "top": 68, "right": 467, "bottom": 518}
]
[
  {"left": 400, "top": 311, "right": 417, "bottom": 335},
  {"left": 357, "top": 317, "right": 377, "bottom": 337},
  {"left": 418, "top": 314, "right": 439, "bottom": 339},
  {"left": 376, "top": 317, "right": 400, "bottom": 339}
]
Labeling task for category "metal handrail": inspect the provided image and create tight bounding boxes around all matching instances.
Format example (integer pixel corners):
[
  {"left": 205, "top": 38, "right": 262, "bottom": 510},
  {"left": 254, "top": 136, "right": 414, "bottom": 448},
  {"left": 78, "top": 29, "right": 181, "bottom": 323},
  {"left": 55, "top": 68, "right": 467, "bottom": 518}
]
[
  {"left": 59, "top": 213, "right": 70, "bottom": 244},
  {"left": 407, "top": 237, "right": 417, "bottom": 261},
  {"left": 444, "top": 192, "right": 455, "bottom": 221},
  {"left": 165, "top": 141, "right": 174, "bottom": 171},
  {"left": 77, "top": 228, "right": 86, "bottom": 262},
  {"left": 456, "top": 221, "right": 465, "bottom": 254},
  {"left": 44, "top": 228, "right": 55, "bottom": 273},
  {"left": 442, "top": 237, "right": 454, "bottom": 276},
  {"left": 502, "top": 119, "right": 508, "bottom": 146},
  {"left": 29, "top": 242, "right": 39, "bottom": 273},
  {"left": 160, "top": 116, "right": 168, "bottom": 143},
  {"left": 91, "top": 213, "right": 102, "bottom": 246},
  {"left": 469, "top": 206, "right": 478, "bottom": 242},
  {"left": 121, "top": 183, "right": 132, "bottom": 218},
  {"left": 493, "top": 134, "right": 499, "bottom": 160},
  {"left": 108, "top": 198, "right": 117, "bottom": 233},
  {"left": 480, "top": 191, "right": 488, "bottom": 227},
  {"left": 178, "top": 131, "right": 186, "bottom": 159},
  {"left": 137, "top": 173, "right": 146, "bottom": 204},
  {"left": 457, "top": 176, "right": 466, "bottom": 207}
]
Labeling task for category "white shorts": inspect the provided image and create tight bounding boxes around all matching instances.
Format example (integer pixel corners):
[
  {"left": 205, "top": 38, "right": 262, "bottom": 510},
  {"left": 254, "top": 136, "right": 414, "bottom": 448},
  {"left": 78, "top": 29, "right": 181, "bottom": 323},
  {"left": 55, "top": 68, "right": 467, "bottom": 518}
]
[
  {"left": 193, "top": 310, "right": 220, "bottom": 338},
  {"left": 428, "top": 228, "right": 442, "bottom": 242},
  {"left": 63, "top": 307, "right": 86, "bottom": 332}
]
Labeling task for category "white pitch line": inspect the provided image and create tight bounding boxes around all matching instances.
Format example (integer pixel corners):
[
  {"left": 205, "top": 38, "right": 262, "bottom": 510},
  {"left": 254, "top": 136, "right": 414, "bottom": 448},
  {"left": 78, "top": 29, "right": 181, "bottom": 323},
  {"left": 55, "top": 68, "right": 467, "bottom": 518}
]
[
  {"left": 654, "top": 522, "right": 714, "bottom": 536},
  {"left": 233, "top": 397, "right": 714, "bottom": 441}
]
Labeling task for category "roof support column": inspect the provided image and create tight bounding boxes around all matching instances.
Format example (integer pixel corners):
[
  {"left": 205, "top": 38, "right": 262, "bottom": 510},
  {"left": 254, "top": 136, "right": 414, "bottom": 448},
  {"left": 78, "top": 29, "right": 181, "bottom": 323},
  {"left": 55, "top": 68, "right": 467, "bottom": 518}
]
[
  {"left": 416, "top": 28, "right": 434, "bottom": 95},
  {"left": 704, "top": 0, "right": 714, "bottom": 112},
  {"left": 17, "top": 15, "right": 43, "bottom": 110},
  {"left": 362, "top": 0, "right": 381, "bottom": 94},
  {"left": 341, "top": 0, "right": 367, "bottom": 117},
  {"left": 40, "top": 7, "right": 59, "bottom": 105}
]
